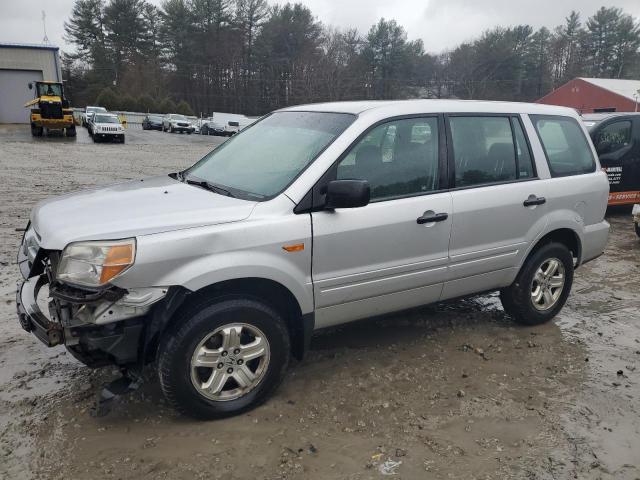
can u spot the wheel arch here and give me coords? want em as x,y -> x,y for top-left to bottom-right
156,277 -> 313,362
526,227 -> 582,267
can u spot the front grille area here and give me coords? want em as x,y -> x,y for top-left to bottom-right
40,102 -> 63,119
178,122 -> 190,127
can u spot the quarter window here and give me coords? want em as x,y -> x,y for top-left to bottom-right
337,117 -> 439,201
595,120 -> 632,154
449,116 -> 519,187
531,115 -> 596,177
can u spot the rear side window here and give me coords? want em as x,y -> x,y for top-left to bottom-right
531,115 -> 596,177
449,116 -> 521,187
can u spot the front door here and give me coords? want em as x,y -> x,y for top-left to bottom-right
311,116 -> 452,328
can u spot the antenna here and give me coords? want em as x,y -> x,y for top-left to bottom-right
42,11 -> 50,44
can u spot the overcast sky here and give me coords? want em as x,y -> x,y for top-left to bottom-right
2,0 -> 639,54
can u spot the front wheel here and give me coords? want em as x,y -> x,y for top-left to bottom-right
66,124 -> 76,137
157,297 -> 290,419
500,242 -> 574,325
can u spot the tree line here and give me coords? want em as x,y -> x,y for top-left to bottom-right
62,0 -> 640,116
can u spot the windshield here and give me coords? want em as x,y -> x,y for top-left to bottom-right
37,83 -> 62,97
172,114 -> 187,120
87,106 -> 107,113
149,116 -> 162,122
95,115 -> 119,124
185,111 -> 355,199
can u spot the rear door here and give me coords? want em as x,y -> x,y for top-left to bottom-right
311,116 -> 452,328
592,116 -> 640,205
443,114 -> 548,300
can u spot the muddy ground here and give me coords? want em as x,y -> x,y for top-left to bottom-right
0,125 -> 639,479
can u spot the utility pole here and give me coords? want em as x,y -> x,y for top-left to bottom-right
42,11 -> 50,44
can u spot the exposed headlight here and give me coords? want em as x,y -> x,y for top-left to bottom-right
57,239 -> 136,287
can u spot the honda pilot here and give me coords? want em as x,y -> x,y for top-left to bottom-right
16,100 -> 610,419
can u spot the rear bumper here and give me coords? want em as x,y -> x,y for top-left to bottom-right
581,220 -> 610,265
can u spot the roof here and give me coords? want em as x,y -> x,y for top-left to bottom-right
0,42 -> 59,51
579,78 -> 640,102
281,99 -> 577,116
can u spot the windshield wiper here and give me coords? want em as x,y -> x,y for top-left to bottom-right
184,176 -> 235,198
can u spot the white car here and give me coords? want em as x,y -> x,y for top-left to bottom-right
91,113 -> 125,143
82,106 -> 107,127
162,114 -> 192,134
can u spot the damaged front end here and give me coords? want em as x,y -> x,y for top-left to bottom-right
16,224 -> 184,369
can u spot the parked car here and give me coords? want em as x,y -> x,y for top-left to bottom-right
90,113 -> 125,143
82,106 -> 107,127
163,114 -> 192,134
142,115 -> 163,131
16,100 -> 609,419
583,112 -> 640,206
201,119 -> 225,136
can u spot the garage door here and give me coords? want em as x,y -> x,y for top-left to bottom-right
0,69 -> 43,123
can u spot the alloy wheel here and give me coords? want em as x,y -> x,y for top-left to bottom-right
530,257 -> 565,311
190,323 -> 270,401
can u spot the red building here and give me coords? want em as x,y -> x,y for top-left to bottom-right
537,77 -> 640,113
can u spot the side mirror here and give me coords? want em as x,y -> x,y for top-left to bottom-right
596,140 -> 612,154
325,179 -> 370,209
28,83 -> 33,90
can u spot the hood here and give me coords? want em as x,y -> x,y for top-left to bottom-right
32,176 -> 257,250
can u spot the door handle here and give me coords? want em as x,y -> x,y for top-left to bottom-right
417,212 -> 448,224
523,196 -> 546,207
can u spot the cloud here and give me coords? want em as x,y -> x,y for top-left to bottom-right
1,0 -> 639,54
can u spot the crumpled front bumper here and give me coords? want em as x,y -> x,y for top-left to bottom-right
16,275 -> 63,347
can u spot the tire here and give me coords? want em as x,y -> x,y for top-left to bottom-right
158,296 -> 290,420
121,136 -> 125,144
30,124 -> 43,136
170,125 -> 174,133
635,222 -> 640,238
66,124 -> 76,137
201,125 -> 209,135
92,135 -> 99,143
500,242 -> 574,326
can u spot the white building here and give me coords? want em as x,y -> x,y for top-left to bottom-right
0,43 -> 62,123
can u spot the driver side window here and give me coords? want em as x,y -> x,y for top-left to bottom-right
596,121 -> 632,154
336,117 -> 440,201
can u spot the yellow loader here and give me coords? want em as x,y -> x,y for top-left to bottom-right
25,81 -> 76,137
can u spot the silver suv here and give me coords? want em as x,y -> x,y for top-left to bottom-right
16,100 -> 609,418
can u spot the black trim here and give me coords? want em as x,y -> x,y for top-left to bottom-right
510,115 -> 538,178
295,113 -> 447,213
293,312 -> 315,360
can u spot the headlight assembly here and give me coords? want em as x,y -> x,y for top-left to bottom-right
57,239 -> 136,287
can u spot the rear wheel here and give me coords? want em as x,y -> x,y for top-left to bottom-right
500,242 -> 574,325
158,297 -> 290,419
66,124 -> 76,137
